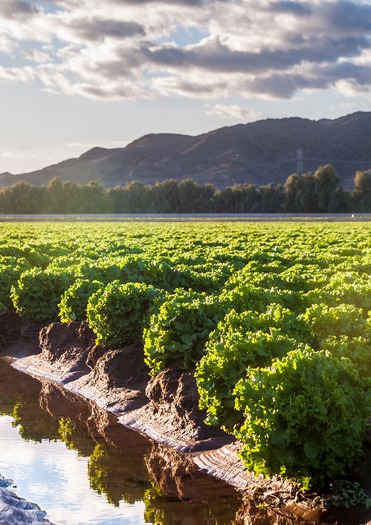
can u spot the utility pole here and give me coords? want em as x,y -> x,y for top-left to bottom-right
296,148 -> 304,175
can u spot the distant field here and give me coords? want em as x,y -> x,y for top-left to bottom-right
0,212 -> 371,222
1,220 -> 371,489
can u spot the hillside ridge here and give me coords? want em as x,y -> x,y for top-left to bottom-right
2,111 -> 371,189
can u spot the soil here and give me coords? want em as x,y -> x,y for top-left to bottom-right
1,310 -> 371,525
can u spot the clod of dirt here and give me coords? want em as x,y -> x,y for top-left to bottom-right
39,322 -> 95,370
145,368 -> 228,443
91,342 -> 150,390
0,309 -> 44,355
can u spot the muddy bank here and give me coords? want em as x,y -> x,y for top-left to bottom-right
1,311 -> 371,524
0,358 -> 243,524
4,316 -> 233,454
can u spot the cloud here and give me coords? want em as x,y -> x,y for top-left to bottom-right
269,1 -> 312,16
1,0 -> 371,102
0,65 -> 36,84
67,18 -> 145,42
107,0 -> 218,5
204,104 -> 263,121
0,0 -> 39,19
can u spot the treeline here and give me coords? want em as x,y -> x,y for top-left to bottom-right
0,164 -> 370,214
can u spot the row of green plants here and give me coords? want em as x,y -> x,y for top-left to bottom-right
1,221 -> 371,491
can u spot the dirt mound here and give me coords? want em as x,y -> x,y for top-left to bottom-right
146,368 -> 224,441
35,322 -> 225,446
91,342 -> 150,390
116,367 -> 232,451
0,309 -> 43,355
39,322 -> 95,370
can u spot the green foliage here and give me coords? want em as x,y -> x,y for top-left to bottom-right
88,445 -> 114,504
3,220 -> 371,492
170,263 -> 232,293
59,279 -> 104,322
10,267 -> 75,322
144,289 -> 226,373
0,262 -> 29,309
329,480 -> 371,509
58,417 -> 75,450
0,245 -> 49,268
143,482 -> 165,524
195,306 -> 311,431
320,335 -> 371,378
87,281 -> 162,347
234,349 -> 371,488
220,282 -> 306,315
220,283 -> 277,314
303,303 -> 367,346
323,271 -> 371,311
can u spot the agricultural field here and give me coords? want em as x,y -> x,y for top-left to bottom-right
1,221 -> 371,492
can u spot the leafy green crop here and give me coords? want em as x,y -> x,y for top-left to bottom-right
234,349 -> 371,488
2,220 -> 371,490
144,289 -> 226,373
196,305 -> 312,431
87,281 -> 163,347
11,267 -> 75,322
0,259 -> 30,309
321,335 -> 371,378
59,279 -> 104,322
324,271 -> 371,311
303,303 -> 367,346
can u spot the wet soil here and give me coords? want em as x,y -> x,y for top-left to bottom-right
1,310 -> 371,525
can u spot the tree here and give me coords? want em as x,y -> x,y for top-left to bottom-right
80,181 -> 109,213
284,172 -> 318,213
107,186 -> 126,213
314,164 -> 342,213
0,182 -> 44,213
177,179 -> 215,212
45,176 -> 66,213
353,170 -> 371,212
62,181 -> 83,213
255,184 -> 284,213
230,184 -> 258,213
124,181 -> 151,212
151,179 -> 181,213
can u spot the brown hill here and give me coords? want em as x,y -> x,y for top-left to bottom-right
2,112 -> 371,189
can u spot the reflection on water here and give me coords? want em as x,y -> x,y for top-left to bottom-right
0,360 -> 241,525
5,360 -> 367,525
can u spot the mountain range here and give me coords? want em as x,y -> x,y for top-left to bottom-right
2,111 -> 371,190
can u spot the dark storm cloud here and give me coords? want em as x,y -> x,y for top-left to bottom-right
70,18 -> 145,41
316,62 -> 371,87
0,0 -> 39,18
141,34 -> 370,74
247,74 -> 304,98
82,51 -> 142,78
320,0 -> 371,32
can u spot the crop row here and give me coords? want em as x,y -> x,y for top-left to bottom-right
1,221 -> 371,489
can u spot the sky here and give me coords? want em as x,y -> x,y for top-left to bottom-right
1,0 -> 371,174
0,416 -> 146,525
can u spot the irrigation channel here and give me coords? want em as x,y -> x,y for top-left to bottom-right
0,358 -> 244,525
1,358 -> 371,525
